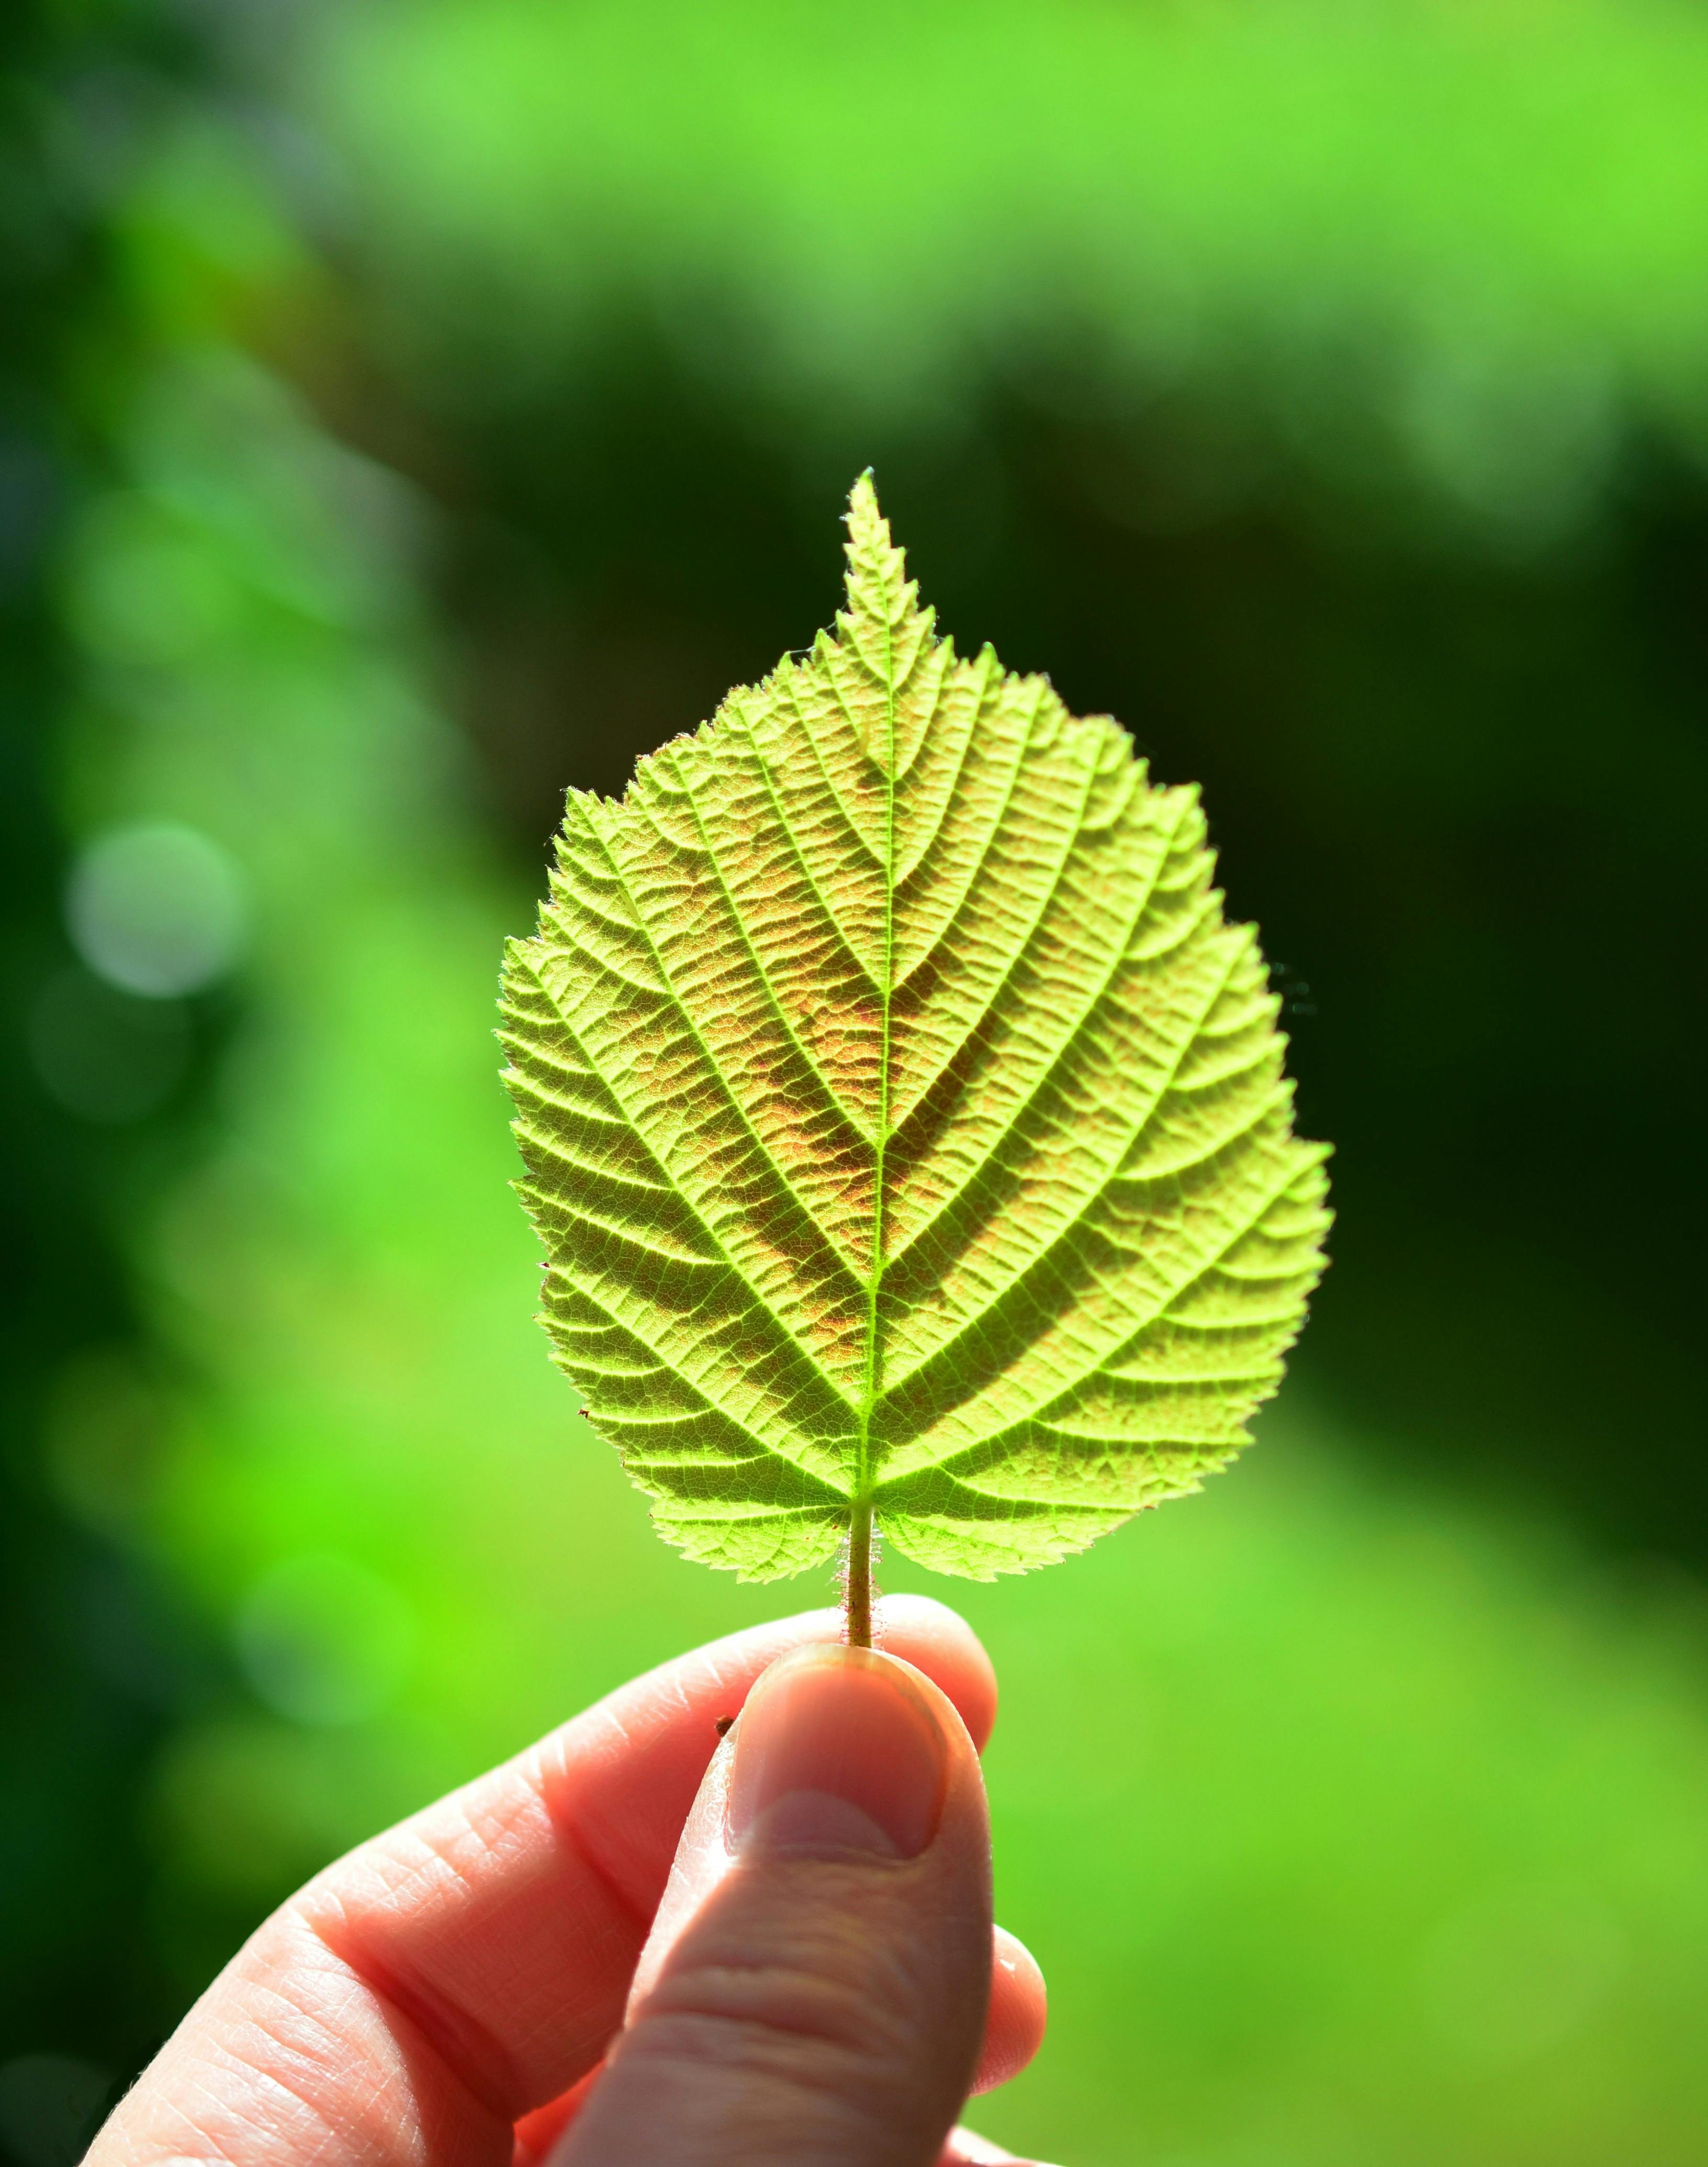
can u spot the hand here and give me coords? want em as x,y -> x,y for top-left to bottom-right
90,1598 -> 1054,2167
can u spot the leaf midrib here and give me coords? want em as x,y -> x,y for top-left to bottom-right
854,579 -> 902,1511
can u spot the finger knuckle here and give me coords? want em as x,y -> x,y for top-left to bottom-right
635,1928 -> 923,2106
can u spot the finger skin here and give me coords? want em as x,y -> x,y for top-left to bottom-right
526,2104 -> 1056,2167
972,1928 -> 1046,2095
513,1920 -> 1043,2167
88,1601 -> 996,2167
557,1647 -> 991,2167
513,2074 -> 597,2166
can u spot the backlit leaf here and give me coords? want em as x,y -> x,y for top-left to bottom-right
500,478 -> 1329,1582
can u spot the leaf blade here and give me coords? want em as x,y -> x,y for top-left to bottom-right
502,475 -> 1330,1580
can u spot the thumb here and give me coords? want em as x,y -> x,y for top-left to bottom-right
558,1643 -> 993,2167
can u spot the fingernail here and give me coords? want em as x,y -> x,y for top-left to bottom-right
728,1646 -> 948,1860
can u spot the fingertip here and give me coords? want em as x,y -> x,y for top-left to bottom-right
973,1925 -> 1048,2095
729,1645 -> 952,1861
873,1593 -> 998,1750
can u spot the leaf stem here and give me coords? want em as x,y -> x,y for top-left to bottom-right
845,1499 -> 875,1648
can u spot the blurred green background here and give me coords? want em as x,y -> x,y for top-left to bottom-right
4,3 -> 1707,2162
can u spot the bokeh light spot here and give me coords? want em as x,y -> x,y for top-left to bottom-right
66,822 -> 246,999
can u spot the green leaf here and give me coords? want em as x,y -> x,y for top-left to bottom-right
500,477 -> 1329,1583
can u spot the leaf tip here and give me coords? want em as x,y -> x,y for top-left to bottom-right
844,467 -> 889,555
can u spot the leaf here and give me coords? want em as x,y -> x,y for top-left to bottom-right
500,477 -> 1330,1583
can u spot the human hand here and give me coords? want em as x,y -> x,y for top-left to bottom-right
89,1598 -> 1054,2167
